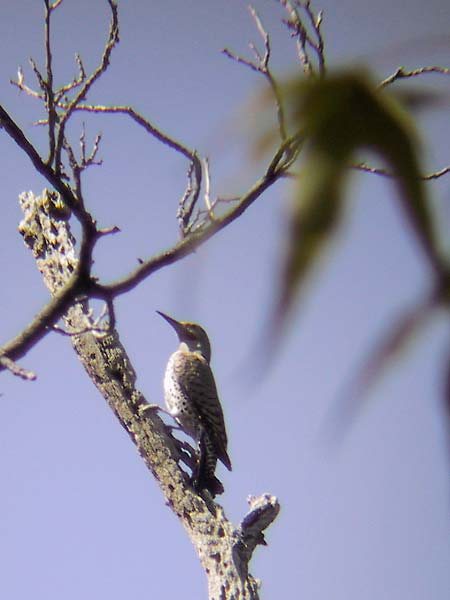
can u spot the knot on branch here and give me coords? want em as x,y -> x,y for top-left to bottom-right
232,494 -> 280,580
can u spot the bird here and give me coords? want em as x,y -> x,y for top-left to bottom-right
157,311 -> 231,496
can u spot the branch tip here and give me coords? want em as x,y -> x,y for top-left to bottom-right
0,356 -> 37,381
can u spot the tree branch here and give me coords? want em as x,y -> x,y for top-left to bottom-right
379,65 -> 450,88
223,6 -> 288,141
0,356 -> 36,381
92,164 -> 283,298
18,190 -> 280,600
53,0 -> 119,172
354,162 -> 450,181
277,0 -> 326,76
0,98 -> 292,371
0,104 -> 93,229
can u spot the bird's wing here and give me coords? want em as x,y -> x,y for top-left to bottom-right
174,351 -> 232,471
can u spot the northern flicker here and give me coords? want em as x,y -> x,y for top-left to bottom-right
157,311 -> 231,496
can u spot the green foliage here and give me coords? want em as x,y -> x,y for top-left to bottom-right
275,69 -> 444,319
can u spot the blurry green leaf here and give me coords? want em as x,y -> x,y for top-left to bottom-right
390,88 -> 446,112
328,292 -> 436,440
275,69 -> 443,321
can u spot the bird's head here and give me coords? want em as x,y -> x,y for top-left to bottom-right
157,311 -> 212,362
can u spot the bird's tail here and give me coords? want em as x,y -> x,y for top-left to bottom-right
193,431 -> 225,497
194,470 -> 225,497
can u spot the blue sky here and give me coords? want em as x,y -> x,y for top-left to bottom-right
0,1 -> 449,599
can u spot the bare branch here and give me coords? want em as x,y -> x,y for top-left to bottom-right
379,65 -> 450,88
354,162 -> 450,181
56,102 -> 205,234
0,104 -> 94,230
202,157 -> 215,219
223,7 -> 288,141
0,96 -> 291,367
97,225 -> 120,236
28,57 -> 47,93
177,158 -> 202,235
0,269 -> 79,372
44,0 -> 57,165
63,137 -> 83,197
54,54 -> 87,102
0,356 -> 36,381
11,52 -> 87,105
1,0 -> 301,375
54,0 -> 119,172
80,129 -> 103,168
222,47 -> 261,73
92,150 -> 291,299
10,69 -> 45,99
60,103 -> 199,162
0,104 -> 100,310
0,190 -> 86,374
232,494 -> 280,581
278,0 -> 326,76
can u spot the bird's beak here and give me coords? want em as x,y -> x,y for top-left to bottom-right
156,311 -> 185,336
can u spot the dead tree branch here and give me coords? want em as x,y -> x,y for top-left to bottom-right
277,0 -> 326,76
0,92 -> 294,373
223,6 -> 288,141
0,356 -> 36,381
354,162 -> 450,181
53,0 -> 119,173
18,189 -> 280,600
354,63 -> 450,180
379,65 -> 450,88
1,0 -> 300,381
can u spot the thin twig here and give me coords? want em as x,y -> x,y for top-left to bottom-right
248,6 -> 270,69
54,0 -> 119,173
62,137 -> 83,199
28,57 -> 47,94
81,130 -> 103,168
54,54 -> 86,102
223,6 -> 288,141
10,72 -> 45,99
97,225 -> 121,236
202,158 -> 215,219
59,104 -> 199,162
63,102 -> 204,234
12,54 -> 87,104
62,126 -> 102,194
379,66 -> 450,88
0,356 -> 36,381
278,0 -> 326,76
222,48 -> 261,73
177,160 -> 198,235
44,0 -> 57,165
354,162 -> 450,181
91,147 -> 292,299
303,2 -> 325,73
